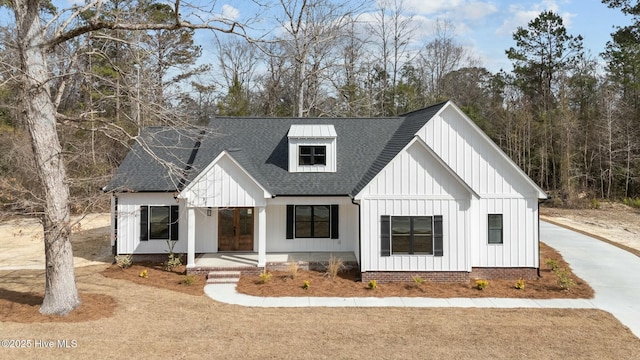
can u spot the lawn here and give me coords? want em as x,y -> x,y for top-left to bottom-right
1,260 -> 639,358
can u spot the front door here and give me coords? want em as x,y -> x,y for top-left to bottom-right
218,208 -> 254,251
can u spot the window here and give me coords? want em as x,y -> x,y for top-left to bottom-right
391,216 -> 433,254
381,215 -> 443,256
488,214 -> 503,244
299,146 -> 326,165
140,205 -> 179,241
286,205 -> 339,239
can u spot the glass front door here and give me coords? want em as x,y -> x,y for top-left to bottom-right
218,208 -> 254,251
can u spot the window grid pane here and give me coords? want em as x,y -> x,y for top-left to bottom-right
488,214 -> 503,244
391,216 -> 433,254
149,206 -> 170,239
295,205 -> 331,238
298,146 -> 327,165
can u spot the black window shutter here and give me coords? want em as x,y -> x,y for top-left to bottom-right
286,205 -> 294,239
140,206 -> 149,241
170,205 -> 179,241
330,204 -> 339,239
433,215 -> 443,256
380,215 -> 390,256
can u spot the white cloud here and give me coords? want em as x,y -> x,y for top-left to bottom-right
403,0 -> 497,20
221,4 -> 240,20
461,1 -> 498,20
495,1 -> 575,37
404,0 -> 465,14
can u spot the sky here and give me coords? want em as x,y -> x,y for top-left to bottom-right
49,0 -> 634,78
202,0 -> 634,73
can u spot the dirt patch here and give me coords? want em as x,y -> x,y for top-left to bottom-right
541,202 -> 640,255
0,292 -> 115,323
0,213 -> 111,270
237,243 -> 594,299
101,263 -> 207,296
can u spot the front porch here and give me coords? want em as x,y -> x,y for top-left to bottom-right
188,251 -> 358,275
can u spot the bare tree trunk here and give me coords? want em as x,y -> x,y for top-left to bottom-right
14,0 -> 80,315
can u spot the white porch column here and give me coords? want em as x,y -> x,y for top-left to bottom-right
258,206 -> 267,267
187,207 -> 196,268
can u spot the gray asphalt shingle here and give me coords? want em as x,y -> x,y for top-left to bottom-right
104,102 -> 448,197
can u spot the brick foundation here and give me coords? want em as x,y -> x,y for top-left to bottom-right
470,267 -> 538,280
361,267 -> 539,284
187,266 -> 263,276
361,271 -> 469,283
187,260 -> 359,276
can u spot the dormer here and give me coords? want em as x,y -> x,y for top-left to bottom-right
288,124 -> 337,173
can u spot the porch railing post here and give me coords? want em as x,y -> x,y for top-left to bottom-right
258,206 -> 266,267
187,207 -> 195,268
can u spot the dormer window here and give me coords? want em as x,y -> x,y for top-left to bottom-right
299,146 -> 326,165
288,124 -> 336,173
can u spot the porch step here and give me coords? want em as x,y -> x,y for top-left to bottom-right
206,271 -> 241,284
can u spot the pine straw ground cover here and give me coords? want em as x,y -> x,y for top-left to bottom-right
237,242 -> 594,299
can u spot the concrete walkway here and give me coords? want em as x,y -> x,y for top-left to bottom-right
205,221 -> 640,338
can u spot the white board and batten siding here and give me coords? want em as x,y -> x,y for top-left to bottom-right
115,192 -> 188,254
180,151 -> 270,208
416,103 -> 544,269
265,197 -> 359,255
357,140 -> 473,272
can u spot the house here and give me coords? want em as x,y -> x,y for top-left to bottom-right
104,101 -> 547,282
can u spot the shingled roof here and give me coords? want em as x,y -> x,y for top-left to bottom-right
104,101 -> 449,197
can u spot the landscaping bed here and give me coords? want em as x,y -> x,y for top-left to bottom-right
236,242 -> 593,299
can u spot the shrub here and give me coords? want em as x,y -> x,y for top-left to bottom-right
475,279 -> 488,290
556,269 -> 575,290
180,274 -> 196,286
545,258 -> 559,272
258,270 -> 272,284
302,280 -> 310,290
287,262 -> 299,279
412,276 -> 425,287
590,198 -> 601,209
165,240 -> 182,271
514,278 -> 525,290
367,280 -> 378,289
325,255 -> 345,278
139,269 -> 148,278
165,253 -> 182,271
623,197 -> 640,208
115,254 -> 133,269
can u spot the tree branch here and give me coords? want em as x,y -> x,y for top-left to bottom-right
48,18 -> 244,49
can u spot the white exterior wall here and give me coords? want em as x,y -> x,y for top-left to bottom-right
358,141 -> 472,272
416,104 -> 540,269
265,197 -> 359,255
194,207 -> 217,252
181,154 -> 267,208
471,197 -> 539,268
115,192 -> 187,254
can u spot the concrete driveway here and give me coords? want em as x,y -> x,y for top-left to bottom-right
541,221 -> 640,338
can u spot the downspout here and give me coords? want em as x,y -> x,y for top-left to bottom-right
538,196 -> 550,278
351,196 -> 362,281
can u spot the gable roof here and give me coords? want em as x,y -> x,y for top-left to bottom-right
104,101 -> 453,196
